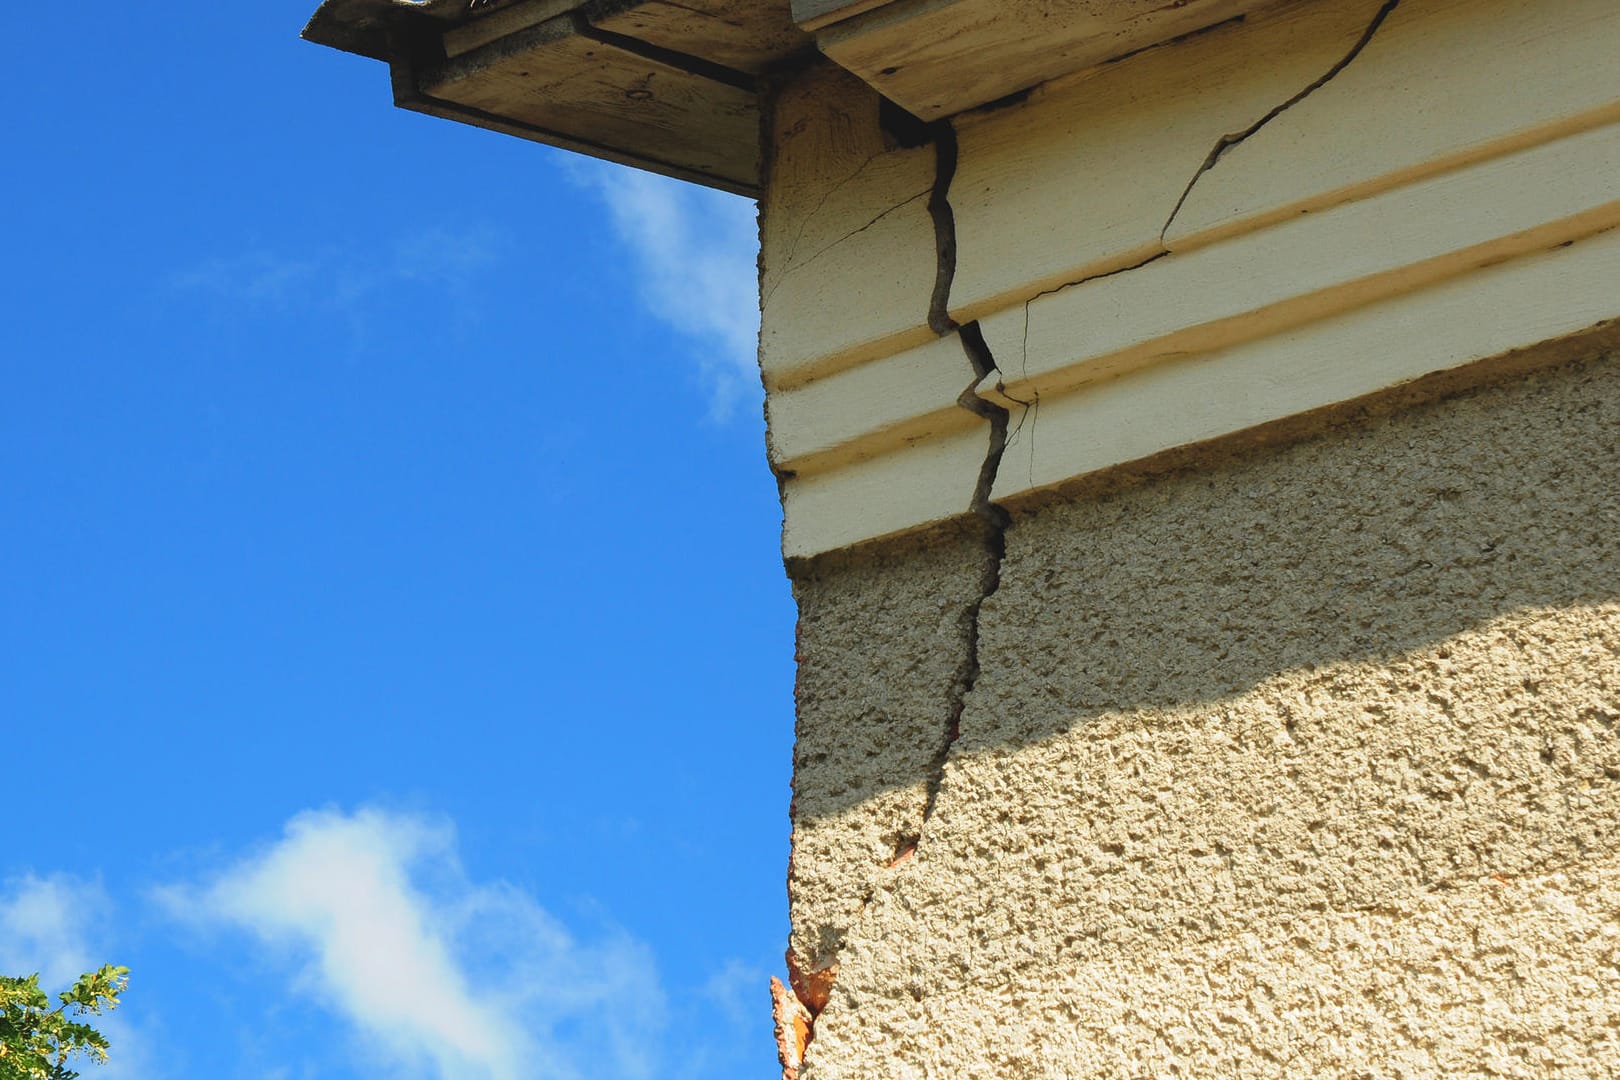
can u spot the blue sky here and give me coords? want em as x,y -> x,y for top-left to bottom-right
1,4 -> 792,1078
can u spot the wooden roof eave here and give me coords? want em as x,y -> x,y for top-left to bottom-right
303,0 -> 818,196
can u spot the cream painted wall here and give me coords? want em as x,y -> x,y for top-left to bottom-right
761,0 -> 1620,559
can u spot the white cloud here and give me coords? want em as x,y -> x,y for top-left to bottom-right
0,873 -> 107,988
158,808 -> 665,1080
701,958 -> 767,1029
577,163 -> 762,420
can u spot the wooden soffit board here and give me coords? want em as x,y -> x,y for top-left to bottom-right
303,0 -> 815,195
794,0 -> 1272,120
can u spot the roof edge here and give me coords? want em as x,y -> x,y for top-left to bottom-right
302,0 -> 459,61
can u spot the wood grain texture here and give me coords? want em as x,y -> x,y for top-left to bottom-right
418,12 -> 761,191
591,0 -> 812,73
444,0 -> 580,57
449,0 -> 810,70
815,0 -> 1259,120
790,0 -> 902,33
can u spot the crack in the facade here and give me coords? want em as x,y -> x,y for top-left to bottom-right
1161,0 -> 1402,240
1005,249 -> 1170,476
764,148 -> 887,310
922,320 -> 1012,825
920,117 -> 1012,834
785,119 -> 1013,1079
767,188 -> 933,302
926,121 -> 962,336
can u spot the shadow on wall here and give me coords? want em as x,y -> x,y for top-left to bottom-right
796,341 -> 1620,824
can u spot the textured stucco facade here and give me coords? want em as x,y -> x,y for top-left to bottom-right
789,347 -> 1620,1077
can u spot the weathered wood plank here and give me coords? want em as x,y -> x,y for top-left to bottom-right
814,0 -> 1259,121
790,0 -> 899,33
444,0 -> 580,57
316,0 -> 800,193
451,0 -> 810,73
415,12 -> 761,192
591,0 -> 812,74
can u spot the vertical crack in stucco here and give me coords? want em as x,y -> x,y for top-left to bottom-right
783,116 -> 1014,1080
920,118 -> 1012,833
1160,0 -> 1402,240
923,320 -> 1011,828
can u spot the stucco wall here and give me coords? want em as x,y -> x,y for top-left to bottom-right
789,351 -> 1620,1077
787,520 -> 997,989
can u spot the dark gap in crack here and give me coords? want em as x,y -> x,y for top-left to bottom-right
1101,13 -> 1248,71
927,120 -> 962,335
958,322 -> 1014,533
920,320 -> 1012,828
773,189 -> 933,292
914,115 -> 1009,836
1160,0 -> 1402,240
761,150 -> 887,312
879,94 -> 934,149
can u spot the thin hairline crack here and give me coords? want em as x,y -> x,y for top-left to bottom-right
1161,0 -> 1403,240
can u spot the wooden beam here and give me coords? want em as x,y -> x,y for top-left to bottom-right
808,0 -> 1262,121
407,10 -> 762,193
589,0 -> 812,74
307,0 -> 803,193
789,0 -> 901,33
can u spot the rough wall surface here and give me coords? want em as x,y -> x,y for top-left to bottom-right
788,520 -> 997,986
793,353 -> 1620,1077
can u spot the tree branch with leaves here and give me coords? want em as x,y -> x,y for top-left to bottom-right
0,966 -> 128,1080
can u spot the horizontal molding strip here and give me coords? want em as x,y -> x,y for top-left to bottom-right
949,0 -> 1620,327
769,119 -> 1620,493
767,0 -> 1620,558
987,225 -> 1620,506
768,333 -> 976,477
782,216 -> 1620,558
978,120 -> 1620,412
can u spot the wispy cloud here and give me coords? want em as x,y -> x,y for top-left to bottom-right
0,874 -> 157,1080
170,226 -> 502,330
0,873 -> 107,988
158,808 -> 665,1080
577,163 -> 761,420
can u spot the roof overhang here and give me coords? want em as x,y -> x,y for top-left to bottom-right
303,0 -> 814,194
303,0 -> 1279,193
